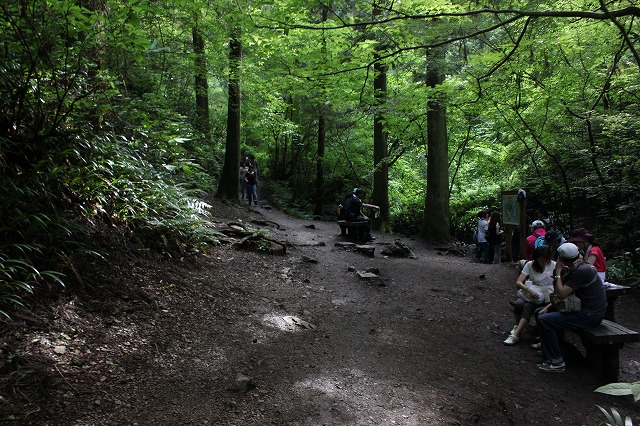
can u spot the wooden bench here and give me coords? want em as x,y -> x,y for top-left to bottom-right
337,220 -> 368,242
578,319 -> 639,382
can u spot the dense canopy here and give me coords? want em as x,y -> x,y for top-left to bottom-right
2,0 -> 640,314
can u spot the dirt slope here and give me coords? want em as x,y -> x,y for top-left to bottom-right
1,199 -> 639,425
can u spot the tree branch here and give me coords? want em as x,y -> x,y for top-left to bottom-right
254,7 -> 640,31
598,1 -> 640,72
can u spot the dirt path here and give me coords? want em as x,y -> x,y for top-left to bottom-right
2,200 -> 639,425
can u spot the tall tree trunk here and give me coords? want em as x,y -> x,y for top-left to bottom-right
193,26 -> 211,140
420,49 -> 450,242
314,6 -> 329,217
372,57 -> 389,230
216,28 -> 242,200
314,112 -> 326,216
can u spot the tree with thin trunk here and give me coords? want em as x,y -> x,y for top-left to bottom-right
193,26 -> 211,140
216,27 -> 242,200
314,5 -> 329,217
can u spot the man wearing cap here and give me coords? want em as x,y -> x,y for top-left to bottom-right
525,220 -> 546,261
536,242 -> 607,372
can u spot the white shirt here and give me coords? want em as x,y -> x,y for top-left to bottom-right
522,260 -> 555,288
477,218 -> 489,243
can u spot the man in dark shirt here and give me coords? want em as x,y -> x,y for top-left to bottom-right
536,242 -> 607,372
342,188 -> 379,242
244,166 -> 258,206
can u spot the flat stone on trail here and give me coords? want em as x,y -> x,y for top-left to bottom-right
334,242 -> 375,257
334,242 -> 356,248
354,245 -> 375,257
356,270 -> 384,286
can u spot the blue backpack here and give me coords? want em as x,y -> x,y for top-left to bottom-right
534,234 -> 548,249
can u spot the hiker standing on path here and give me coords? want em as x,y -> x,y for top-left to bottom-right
245,166 -> 258,206
239,160 -> 249,201
475,211 -> 490,263
487,210 -> 504,264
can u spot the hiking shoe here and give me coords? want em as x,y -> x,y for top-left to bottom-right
503,334 -> 519,345
536,361 -> 565,372
530,342 -> 541,350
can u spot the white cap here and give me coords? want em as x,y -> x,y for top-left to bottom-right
557,243 -> 580,259
531,220 -> 545,229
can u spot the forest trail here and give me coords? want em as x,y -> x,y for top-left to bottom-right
1,199 -> 639,425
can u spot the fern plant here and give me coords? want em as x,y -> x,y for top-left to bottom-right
0,245 -> 65,318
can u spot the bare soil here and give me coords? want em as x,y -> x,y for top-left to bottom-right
1,199 -> 639,425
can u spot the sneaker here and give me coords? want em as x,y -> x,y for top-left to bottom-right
503,334 -> 519,345
536,361 -> 566,372
510,325 -> 517,335
530,342 -> 541,350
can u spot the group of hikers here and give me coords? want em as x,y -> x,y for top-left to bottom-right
333,191 -> 607,373
476,210 -> 609,373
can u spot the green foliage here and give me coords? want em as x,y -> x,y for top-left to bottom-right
0,0 -> 225,314
5,0 -> 640,315
606,254 -> 640,286
595,381 -> 640,402
594,380 -> 639,425
0,244 -> 65,318
596,406 -> 634,426
265,180 -> 313,219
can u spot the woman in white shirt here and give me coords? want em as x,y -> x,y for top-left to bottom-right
504,246 -> 555,345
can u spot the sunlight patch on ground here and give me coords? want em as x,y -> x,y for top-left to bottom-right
290,372 -> 450,425
261,313 -> 306,333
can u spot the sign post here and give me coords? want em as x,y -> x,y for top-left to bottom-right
501,190 -> 526,262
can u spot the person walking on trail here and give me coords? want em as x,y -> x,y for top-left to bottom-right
475,211 -> 490,263
248,154 -> 259,178
535,243 -> 607,373
486,210 -> 504,264
239,160 -> 249,201
342,188 -> 379,243
244,166 -> 258,206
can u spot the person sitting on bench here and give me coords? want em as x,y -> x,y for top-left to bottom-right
535,242 -> 607,373
342,188 -> 379,242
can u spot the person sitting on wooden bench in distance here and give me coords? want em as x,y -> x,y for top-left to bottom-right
342,188 -> 379,243
535,242 -> 607,373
